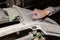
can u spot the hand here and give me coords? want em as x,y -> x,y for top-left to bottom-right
33,37 -> 39,40
30,9 -> 50,19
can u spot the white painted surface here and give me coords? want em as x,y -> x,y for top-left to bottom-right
0,5 -> 60,38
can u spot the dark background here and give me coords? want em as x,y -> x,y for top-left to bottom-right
0,0 -> 60,9
21,0 -> 60,9
0,0 -> 7,8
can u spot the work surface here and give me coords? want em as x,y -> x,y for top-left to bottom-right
0,5 -> 60,39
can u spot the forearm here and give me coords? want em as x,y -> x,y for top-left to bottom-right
46,6 -> 60,16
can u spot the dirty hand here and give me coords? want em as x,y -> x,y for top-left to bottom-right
30,9 -> 50,19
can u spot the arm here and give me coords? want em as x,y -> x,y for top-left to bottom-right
30,6 -> 60,19
46,6 -> 60,16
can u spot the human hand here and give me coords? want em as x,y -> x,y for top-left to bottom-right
30,9 -> 50,19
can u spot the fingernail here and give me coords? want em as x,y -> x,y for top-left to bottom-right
29,13 -> 35,17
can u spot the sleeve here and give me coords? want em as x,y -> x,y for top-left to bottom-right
46,6 -> 60,16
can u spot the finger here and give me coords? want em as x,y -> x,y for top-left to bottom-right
29,13 -> 36,17
31,14 -> 44,19
30,11 -> 38,17
34,9 -> 42,13
31,15 -> 40,19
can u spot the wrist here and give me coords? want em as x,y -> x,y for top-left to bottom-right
44,9 -> 51,15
